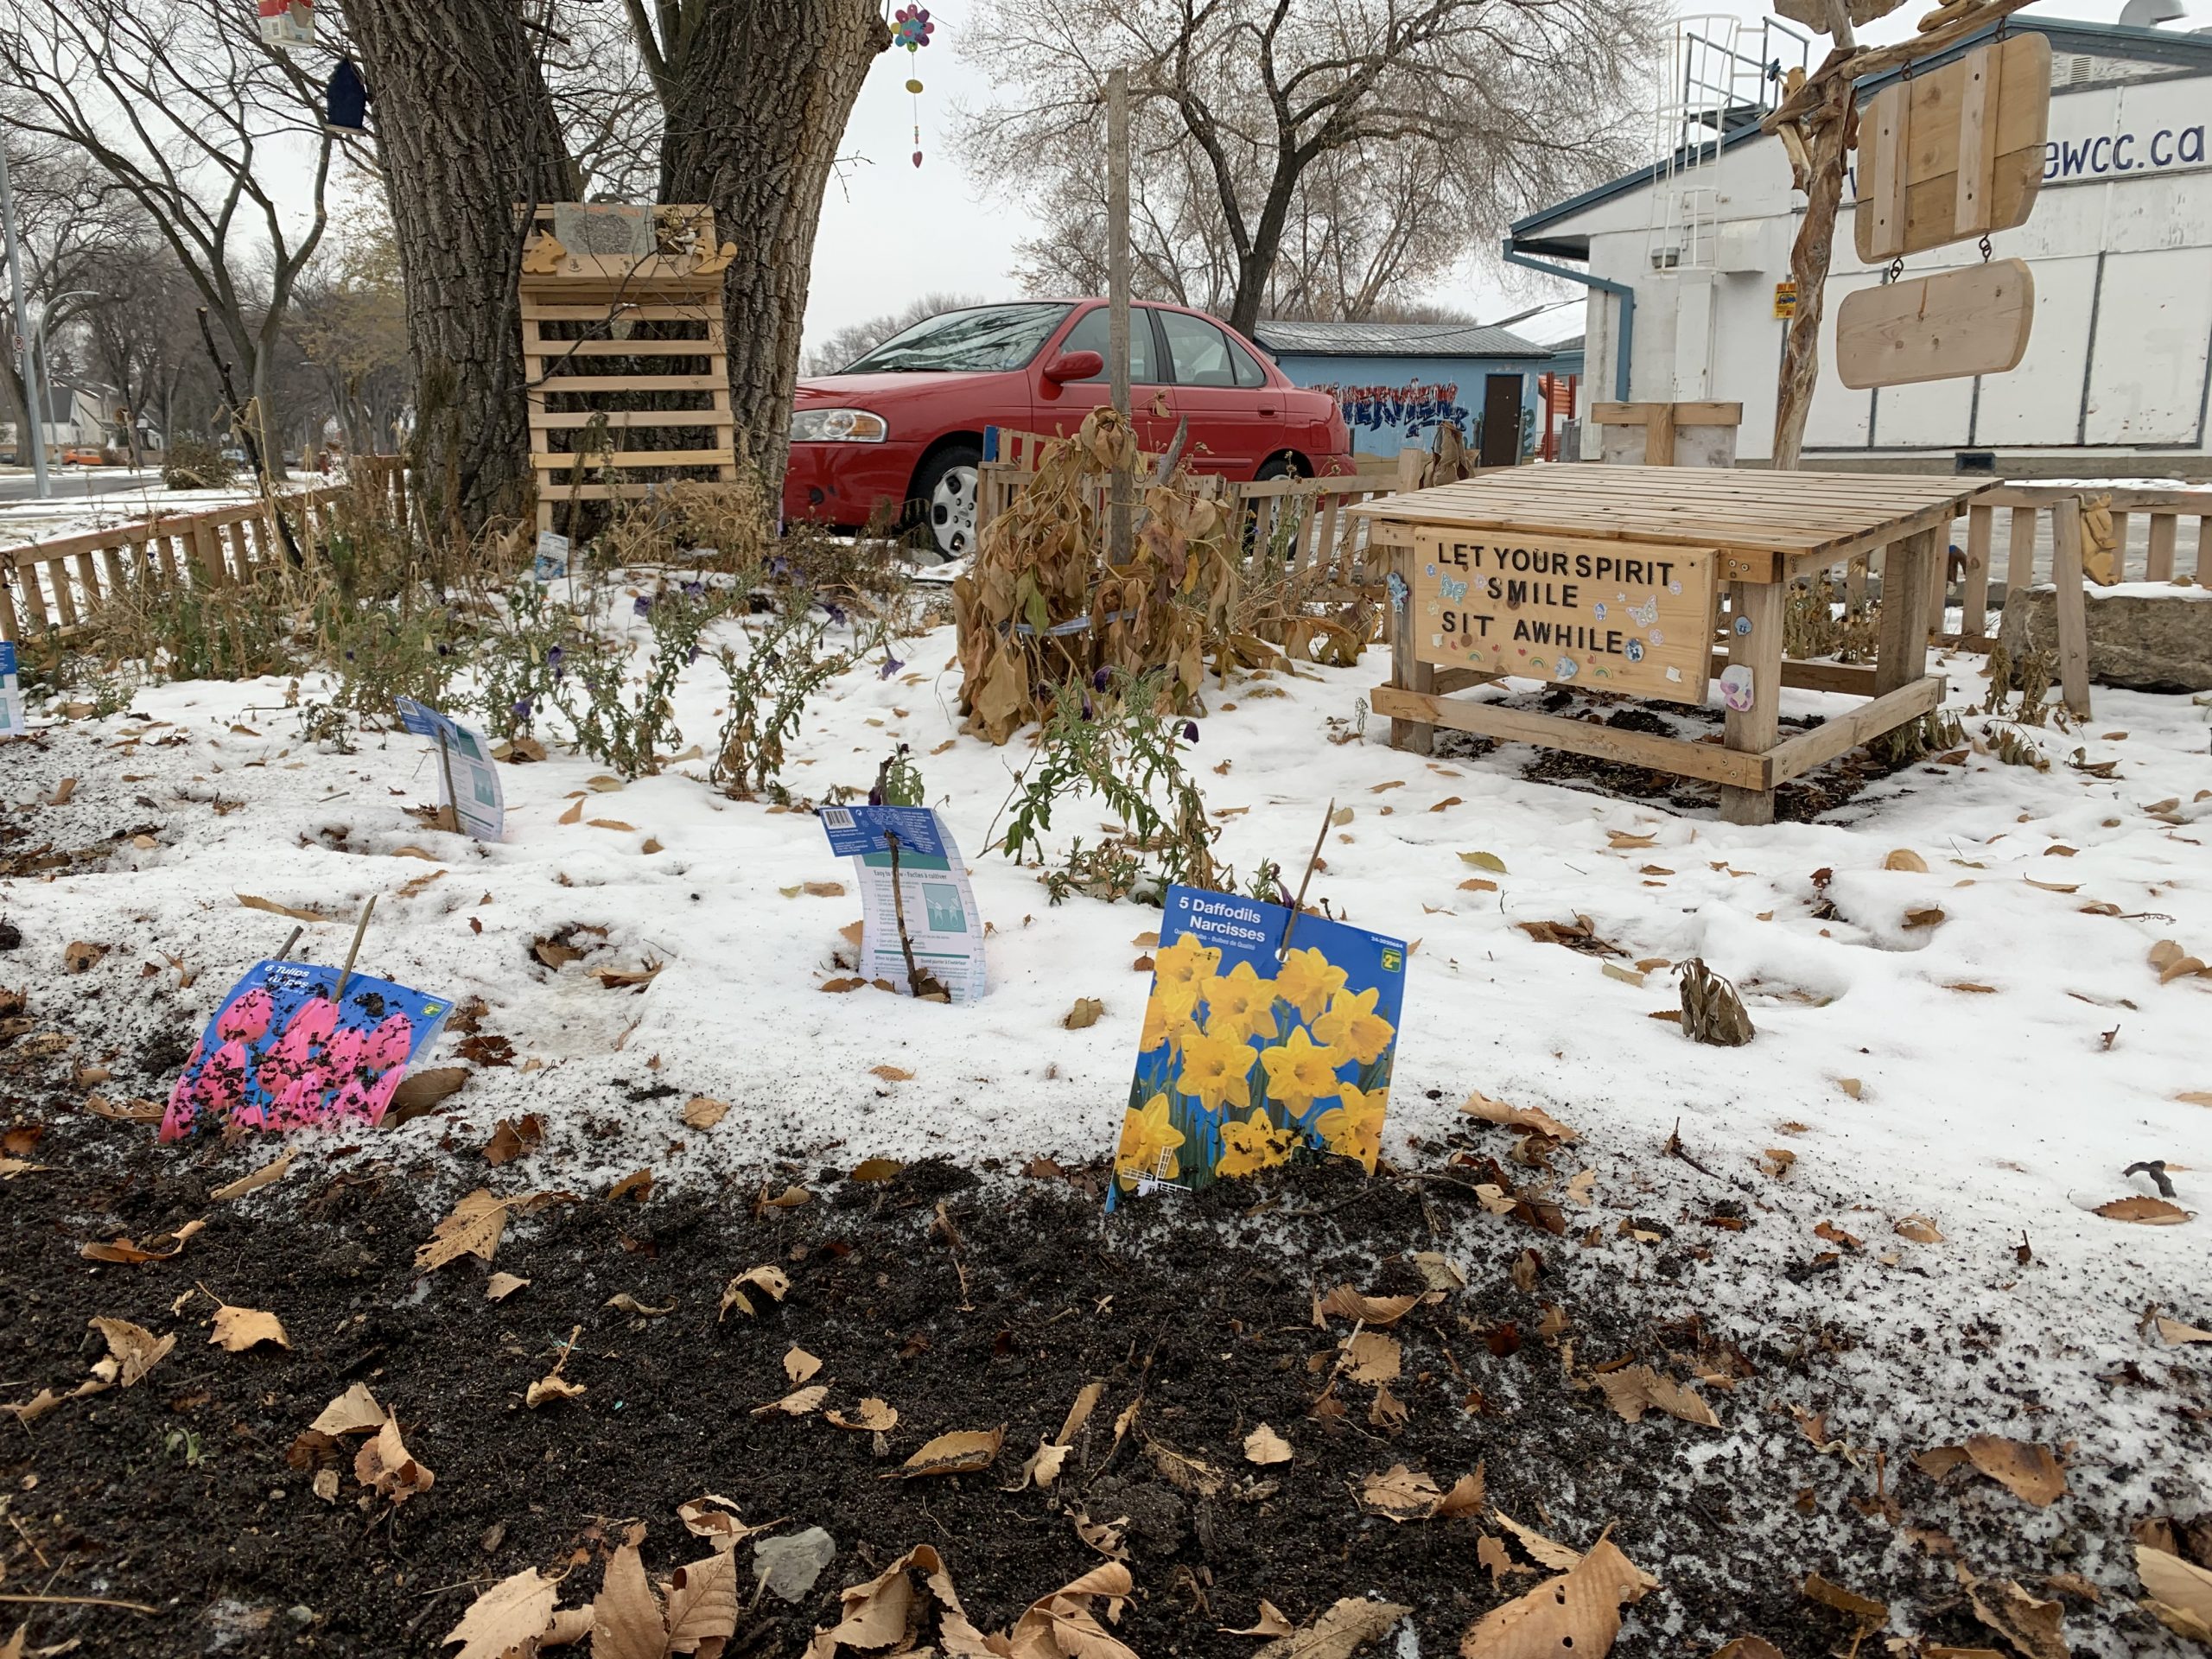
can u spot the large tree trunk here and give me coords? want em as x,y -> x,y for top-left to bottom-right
1771,79 -> 1854,472
342,0 -> 575,533
657,2 -> 887,491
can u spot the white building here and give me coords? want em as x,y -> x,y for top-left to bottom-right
1507,15 -> 2212,475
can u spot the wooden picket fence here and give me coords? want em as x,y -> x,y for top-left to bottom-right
0,456 -> 410,646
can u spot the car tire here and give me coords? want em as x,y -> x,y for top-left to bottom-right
1255,453 -> 1308,483
912,443 -> 982,562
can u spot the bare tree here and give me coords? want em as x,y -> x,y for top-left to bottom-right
287,178 -> 410,460
77,240 -> 205,467
804,291 -> 990,377
963,0 -> 1662,334
627,0 -> 889,484
0,0 -> 334,474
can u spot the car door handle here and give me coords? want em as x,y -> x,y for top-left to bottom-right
1258,404 -> 1278,416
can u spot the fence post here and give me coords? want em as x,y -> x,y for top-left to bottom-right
2050,497 -> 2093,718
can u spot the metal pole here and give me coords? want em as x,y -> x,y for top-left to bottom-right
1106,67 -> 1133,564
0,132 -> 51,501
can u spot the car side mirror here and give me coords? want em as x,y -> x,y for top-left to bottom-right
1041,350 -> 1103,385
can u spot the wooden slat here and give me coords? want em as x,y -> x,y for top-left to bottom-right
74,550 -> 103,613
1765,675 -> 1947,785
1718,579 -> 1785,824
1875,529 -> 1938,696
1865,80 -> 1910,259
1955,35 -> 1999,237
1591,401 -> 1741,427
2198,515 -> 2211,584
530,410 -> 734,430
44,558 -> 79,628
532,448 -> 736,469
2107,510 -> 2130,582
1961,503 -> 1994,644
2005,505 -> 2037,590
1980,485 -> 2212,510
1370,683 -> 1770,790
2145,512 -> 2177,582
521,301 -> 721,322
527,374 -> 725,393
2049,499 -> 2093,715
527,337 -> 720,359
12,563 -> 51,631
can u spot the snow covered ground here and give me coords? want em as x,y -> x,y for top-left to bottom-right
0,477 -> 259,550
5,610 -> 2210,1647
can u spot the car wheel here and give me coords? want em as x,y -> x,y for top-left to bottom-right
913,444 -> 982,562
1255,453 -> 1308,483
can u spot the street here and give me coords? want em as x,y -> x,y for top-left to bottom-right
0,466 -> 165,504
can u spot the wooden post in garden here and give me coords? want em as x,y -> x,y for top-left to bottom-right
1106,67 -> 1133,564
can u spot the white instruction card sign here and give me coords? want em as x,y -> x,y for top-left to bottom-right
393,696 -> 506,841
0,643 -> 23,735
818,805 -> 988,1003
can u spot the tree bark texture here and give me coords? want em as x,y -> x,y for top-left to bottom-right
341,0 -> 575,533
657,0 -> 887,489
1770,79 -> 1854,472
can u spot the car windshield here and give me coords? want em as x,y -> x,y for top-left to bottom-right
841,303 -> 1073,373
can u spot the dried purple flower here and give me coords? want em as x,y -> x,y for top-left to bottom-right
1181,721 -> 1199,743
1091,666 -> 1111,691
633,595 -> 652,617
878,656 -> 905,680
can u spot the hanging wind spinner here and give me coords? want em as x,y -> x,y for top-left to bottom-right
892,5 -> 936,167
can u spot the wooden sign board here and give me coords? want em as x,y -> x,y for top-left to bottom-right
1835,257 -> 2034,389
1413,530 -> 1716,705
1856,34 -> 2050,263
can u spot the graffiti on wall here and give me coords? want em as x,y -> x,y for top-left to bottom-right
1316,380 -> 1471,438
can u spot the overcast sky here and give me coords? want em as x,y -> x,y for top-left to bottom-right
801,0 -> 2160,355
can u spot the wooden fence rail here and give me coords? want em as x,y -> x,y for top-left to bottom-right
1,456 -> 408,646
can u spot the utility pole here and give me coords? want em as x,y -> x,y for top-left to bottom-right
1106,67 -> 1132,564
0,129 -> 52,500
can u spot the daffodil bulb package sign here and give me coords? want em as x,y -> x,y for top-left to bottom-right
818,805 -> 988,1003
1109,885 -> 1406,1210
393,696 -> 505,841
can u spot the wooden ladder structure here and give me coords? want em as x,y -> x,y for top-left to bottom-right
520,204 -> 740,536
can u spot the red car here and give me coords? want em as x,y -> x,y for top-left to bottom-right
784,299 -> 1354,559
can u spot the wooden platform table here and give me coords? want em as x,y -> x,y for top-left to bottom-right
1347,466 -> 1993,824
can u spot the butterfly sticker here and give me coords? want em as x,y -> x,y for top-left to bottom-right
1625,596 -> 1659,628
1554,655 -> 1580,681
1440,575 -> 1468,602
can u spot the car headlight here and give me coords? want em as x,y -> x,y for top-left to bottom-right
789,408 -> 887,442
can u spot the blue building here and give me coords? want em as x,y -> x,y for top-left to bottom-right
1247,319 -> 1556,466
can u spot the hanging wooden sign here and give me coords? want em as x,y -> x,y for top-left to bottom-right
1413,530 -> 1716,704
1855,34 -> 2050,263
1834,257 -> 2035,388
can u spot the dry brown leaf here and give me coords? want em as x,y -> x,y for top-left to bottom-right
890,1426 -> 1003,1478
1411,1252 -> 1467,1290
88,1315 -> 174,1387
663,1549 -> 739,1654
238,893 -> 333,923
607,1168 -> 654,1204
526,1375 -> 588,1408
593,1534 -> 666,1659
785,1345 -> 824,1383
1250,1597 -> 1413,1659
719,1264 -> 791,1320
311,1382 -> 386,1436
1904,906 -> 1948,930
1884,849 -> 1929,872
1224,1600 -> 1296,1638
683,1095 -> 730,1129
416,1189 -> 523,1272
1958,1568 -> 2067,1659
355,1418 -> 435,1504
752,1383 -> 828,1418
586,819 -> 636,833
442,1567 -> 560,1659
1895,1214 -> 1945,1243
81,1217 -> 205,1264
803,1544 -> 990,1659
1595,1364 -> 1720,1428
2155,1316 -> 2212,1344
2095,1196 -> 2191,1225
1459,1090 -> 1577,1142
1062,997 -> 1105,1030
849,1157 -> 903,1181
1460,1537 -> 1649,1657
825,1397 -> 899,1433
208,1302 -> 289,1352
211,1150 -> 293,1202
1606,830 -> 1657,849
1319,1286 -> 1422,1326
486,1273 -> 530,1302
1711,1642 -> 1786,1659
1955,1435 -> 2067,1506
677,1494 -> 776,1554
558,798 -> 583,825
803,880 -> 847,897
1836,1077 -> 1864,1101
1145,1440 -> 1229,1497
1346,1329 -> 1402,1384
1244,1423 -> 1293,1465
868,1065 -> 914,1082
1357,1464 -> 1483,1522
483,1114 -> 544,1166
2138,1544 -> 2212,1639
1802,1573 -> 1887,1626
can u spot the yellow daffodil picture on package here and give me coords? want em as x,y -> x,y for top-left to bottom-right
1107,884 -> 1408,1209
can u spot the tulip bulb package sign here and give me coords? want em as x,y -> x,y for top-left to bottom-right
0,642 -> 23,735
818,804 -> 987,1003
160,961 -> 454,1141
1109,885 -> 1406,1210
1414,529 -> 1715,705
394,697 -> 505,841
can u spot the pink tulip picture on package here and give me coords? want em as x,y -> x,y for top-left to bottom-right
159,959 -> 454,1141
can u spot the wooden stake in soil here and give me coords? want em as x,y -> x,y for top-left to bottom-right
334,895 -> 377,1001
434,728 -> 461,835
880,833 -> 948,1002
1274,799 -> 1336,962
